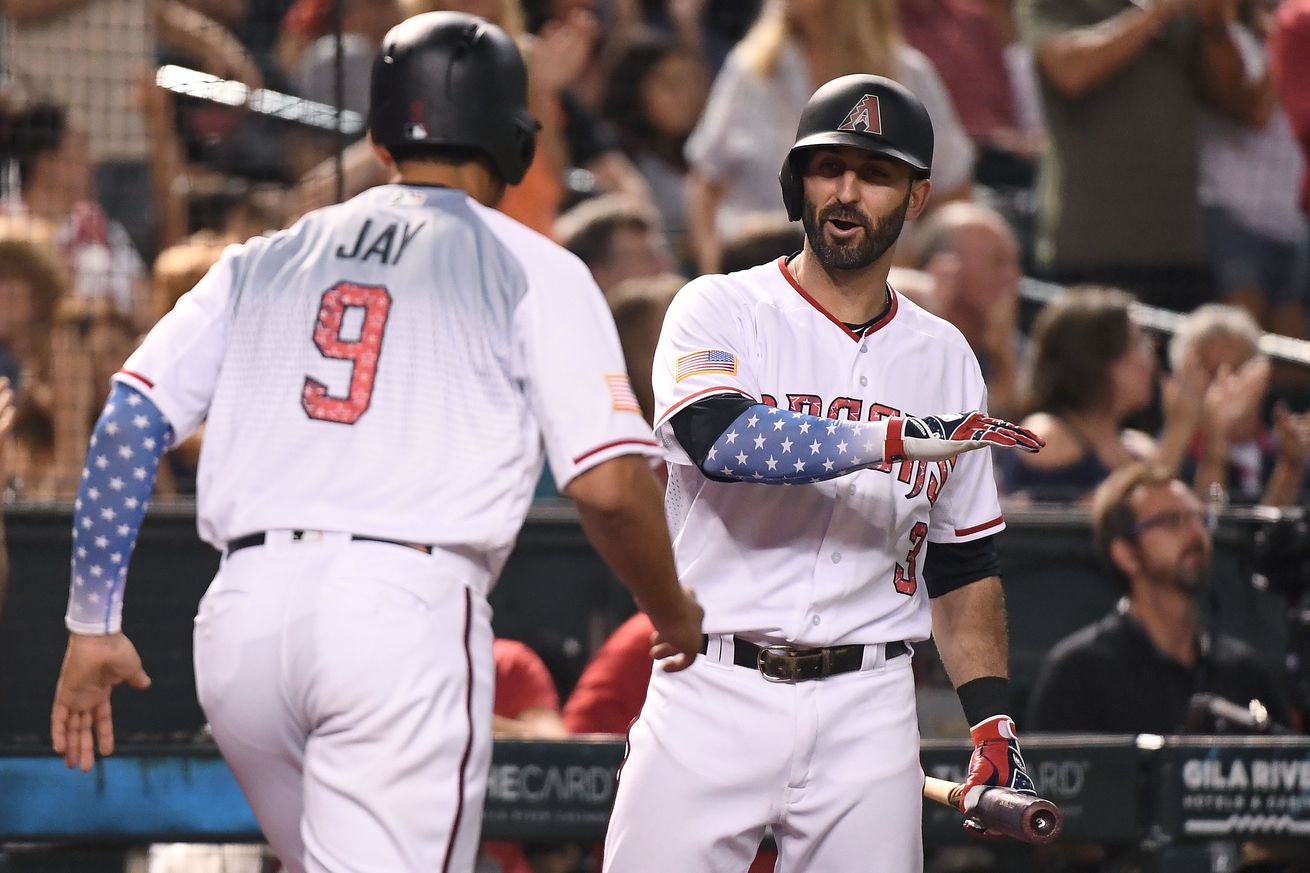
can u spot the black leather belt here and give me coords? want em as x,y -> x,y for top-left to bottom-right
225,531 -> 434,557
699,635 -> 909,683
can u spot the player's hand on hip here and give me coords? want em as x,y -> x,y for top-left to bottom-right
51,633 -> 152,772
648,587 -> 704,673
898,411 -> 1044,462
959,715 -> 1037,837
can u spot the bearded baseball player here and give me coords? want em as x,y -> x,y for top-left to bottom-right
48,12 -> 702,873
602,75 -> 1043,872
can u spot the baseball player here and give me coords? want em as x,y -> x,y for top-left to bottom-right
48,13 -> 702,873
602,75 -> 1042,872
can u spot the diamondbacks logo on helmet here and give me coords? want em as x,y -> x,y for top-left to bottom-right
837,95 -> 882,135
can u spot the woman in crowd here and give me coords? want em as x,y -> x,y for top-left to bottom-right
0,104 -> 150,330
0,225 -> 73,499
1005,286 -> 1181,502
603,35 -> 710,263
683,0 -> 974,273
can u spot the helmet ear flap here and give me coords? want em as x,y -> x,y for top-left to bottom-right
502,115 -> 537,185
779,154 -> 804,222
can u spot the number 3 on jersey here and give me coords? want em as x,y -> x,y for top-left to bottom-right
302,282 -> 392,425
892,522 -> 928,596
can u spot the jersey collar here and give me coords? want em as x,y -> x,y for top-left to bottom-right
776,257 -> 898,343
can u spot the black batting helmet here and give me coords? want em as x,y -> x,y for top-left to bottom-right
779,75 -> 934,221
368,12 -> 539,185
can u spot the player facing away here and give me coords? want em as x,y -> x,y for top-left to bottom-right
602,75 -> 1044,873
49,12 -> 703,873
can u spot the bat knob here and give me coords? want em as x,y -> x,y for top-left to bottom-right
1022,799 -> 1064,844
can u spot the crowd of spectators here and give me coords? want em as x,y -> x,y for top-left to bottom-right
2,3 -> 1308,870
3,0 -> 1307,510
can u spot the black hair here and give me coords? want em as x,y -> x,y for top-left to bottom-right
602,35 -> 692,167
0,103 -> 68,187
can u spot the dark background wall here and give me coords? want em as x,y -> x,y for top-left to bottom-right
0,502 -> 1287,748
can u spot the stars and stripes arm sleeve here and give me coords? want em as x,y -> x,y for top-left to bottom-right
674,398 -> 894,484
65,382 -> 172,635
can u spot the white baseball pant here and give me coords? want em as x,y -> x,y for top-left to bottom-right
193,532 -> 495,873
604,635 -> 923,873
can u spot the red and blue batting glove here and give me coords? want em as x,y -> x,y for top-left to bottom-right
959,715 -> 1036,837
894,411 -> 1044,462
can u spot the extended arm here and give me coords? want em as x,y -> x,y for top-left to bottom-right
670,395 -> 1042,484
1196,0 -> 1275,124
1035,2 -> 1181,99
566,455 -> 703,670
52,381 -> 170,771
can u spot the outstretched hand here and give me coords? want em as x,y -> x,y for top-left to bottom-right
51,633 -> 152,772
895,411 -> 1045,463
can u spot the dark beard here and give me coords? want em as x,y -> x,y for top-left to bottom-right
801,187 -> 912,272
1173,544 -> 1212,593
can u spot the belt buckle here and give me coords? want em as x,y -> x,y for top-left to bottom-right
757,644 -> 800,683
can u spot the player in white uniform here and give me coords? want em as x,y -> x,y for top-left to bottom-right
49,13 -> 702,873
603,76 -> 1043,872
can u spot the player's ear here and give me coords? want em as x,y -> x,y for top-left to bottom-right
369,133 -> 397,173
905,177 -> 932,222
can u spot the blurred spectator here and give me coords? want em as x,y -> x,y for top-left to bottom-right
0,220 -> 61,394
1026,464 -> 1289,733
684,0 -> 975,273
1168,304 -> 1310,506
272,0 -> 402,181
1005,287 -> 1190,502
0,376 -> 13,617
3,0 -> 263,259
491,637 -> 568,739
516,1 -> 654,218
562,611 -> 654,734
152,235 -> 229,322
910,202 -> 1023,419
556,194 -> 675,297
46,296 -> 139,497
718,212 -> 804,274
0,102 -> 150,327
977,0 -> 1046,145
602,35 -> 710,262
1271,0 -> 1310,220
607,274 -> 682,424
480,637 -> 576,873
290,1 -> 653,236
1019,0 -> 1270,313
1199,0 -> 1307,341
148,238 -> 228,495
899,0 -> 1041,188
288,0 -> 404,117
0,223 -> 71,499
276,0 -> 401,87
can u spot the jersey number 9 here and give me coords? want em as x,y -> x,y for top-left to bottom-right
302,282 -> 393,425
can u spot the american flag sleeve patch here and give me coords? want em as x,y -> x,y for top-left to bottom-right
676,349 -> 738,382
606,374 -> 642,413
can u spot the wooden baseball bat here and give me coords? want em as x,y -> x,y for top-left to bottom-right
923,776 -> 1063,845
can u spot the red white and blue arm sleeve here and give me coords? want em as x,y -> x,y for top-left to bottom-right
64,382 -> 172,635
672,394 -> 895,483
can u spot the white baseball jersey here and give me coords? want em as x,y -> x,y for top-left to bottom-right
116,184 -> 656,584
652,258 -> 1004,645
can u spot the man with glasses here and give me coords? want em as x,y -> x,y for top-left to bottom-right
1025,463 -> 1288,733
